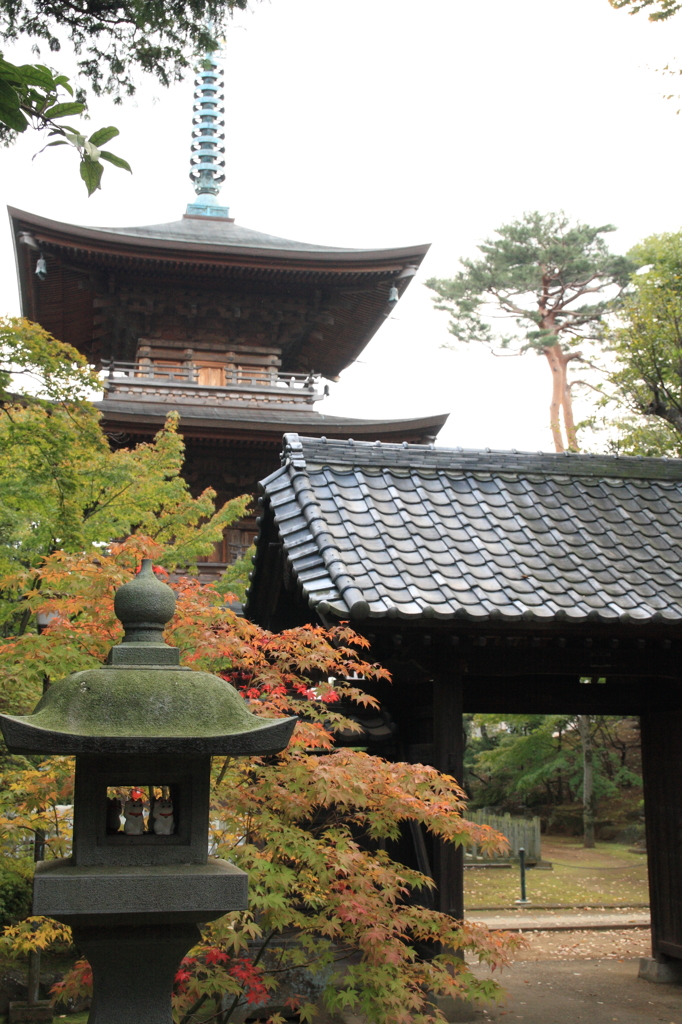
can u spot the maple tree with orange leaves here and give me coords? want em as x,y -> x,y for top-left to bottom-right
0,538 -> 520,1024
0,320 -> 518,1022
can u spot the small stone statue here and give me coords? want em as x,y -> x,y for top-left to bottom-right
106,796 -> 122,833
123,791 -> 146,835
152,797 -> 175,835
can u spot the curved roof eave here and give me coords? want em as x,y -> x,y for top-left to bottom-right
245,434 -> 682,629
94,399 -> 449,437
8,206 -> 431,273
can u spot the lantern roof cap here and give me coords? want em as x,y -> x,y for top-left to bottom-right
0,559 -> 296,756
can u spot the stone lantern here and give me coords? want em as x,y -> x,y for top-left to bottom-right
0,560 -> 297,1024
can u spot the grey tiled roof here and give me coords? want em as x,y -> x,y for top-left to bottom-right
249,433 -> 682,625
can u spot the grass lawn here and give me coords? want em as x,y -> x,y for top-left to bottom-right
465,837 -> 649,908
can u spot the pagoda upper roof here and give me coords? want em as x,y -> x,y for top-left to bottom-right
10,206 -> 430,379
97,215 -> 363,253
9,206 -> 429,273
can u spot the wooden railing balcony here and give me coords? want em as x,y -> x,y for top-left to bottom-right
100,361 -> 325,409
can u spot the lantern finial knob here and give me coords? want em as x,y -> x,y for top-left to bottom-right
114,559 -> 176,642
109,559 -> 179,665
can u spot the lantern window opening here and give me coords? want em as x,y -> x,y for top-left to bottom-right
104,781 -> 182,839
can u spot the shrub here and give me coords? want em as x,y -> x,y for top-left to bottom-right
0,866 -> 32,928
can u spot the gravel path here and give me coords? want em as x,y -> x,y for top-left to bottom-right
469,911 -> 650,931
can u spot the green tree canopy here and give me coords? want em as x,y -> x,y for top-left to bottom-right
0,403 -> 250,573
1,0 -> 248,102
610,0 -> 682,19
1,0 -> 250,191
0,316 -> 99,404
609,0 -> 682,113
464,716 -> 638,819
0,59 -> 131,194
426,212 -> 633,452
605,230 -> 682,456
0,317 -> 251,640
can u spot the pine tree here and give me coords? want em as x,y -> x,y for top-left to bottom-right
427,212 -> 632,452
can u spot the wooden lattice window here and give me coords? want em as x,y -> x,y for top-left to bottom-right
226,527 -> 256,563
197,525 -> 257,565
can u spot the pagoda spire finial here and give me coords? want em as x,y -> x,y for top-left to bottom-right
185,52 -> 230,220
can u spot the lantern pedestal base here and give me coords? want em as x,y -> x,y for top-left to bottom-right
33,859 -> 250,1023
8,1002 -> 53,1024
73,921 -> 199,1024
33,857 -> 248,923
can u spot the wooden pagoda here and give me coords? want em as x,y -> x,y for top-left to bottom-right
8,206 -> 445,569
246,433 -> 682,985
7,53 -> 446,571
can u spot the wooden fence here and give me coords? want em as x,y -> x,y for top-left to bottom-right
466,811 -> 542,862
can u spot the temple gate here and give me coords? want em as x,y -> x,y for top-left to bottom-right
246,433 -> 682,981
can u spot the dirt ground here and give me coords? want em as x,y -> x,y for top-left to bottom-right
468,958 -> 682,1024
487,927 -> 652,962
459,925 -> 682,1024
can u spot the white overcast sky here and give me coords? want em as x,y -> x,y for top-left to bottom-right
1,0 -> 681,451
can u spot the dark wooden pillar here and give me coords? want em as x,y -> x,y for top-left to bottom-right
432,672 -> 464,920
640,709 -> 682,963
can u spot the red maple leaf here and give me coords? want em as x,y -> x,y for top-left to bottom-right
204,947 -> 229,965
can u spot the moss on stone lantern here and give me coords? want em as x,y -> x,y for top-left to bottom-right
0,559 -> 297,1024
